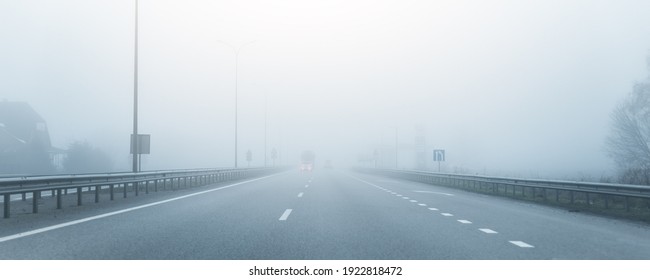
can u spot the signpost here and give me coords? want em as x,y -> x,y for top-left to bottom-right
433,149 -> 445,172
246,150 -> 253,167
130,134 -> 150,172
271,148 -> 278,167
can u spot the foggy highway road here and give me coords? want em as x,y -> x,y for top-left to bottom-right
0,169 -> 649,260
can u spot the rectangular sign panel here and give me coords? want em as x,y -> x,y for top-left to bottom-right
130,134 -> 151,154
433,149 -> 445,162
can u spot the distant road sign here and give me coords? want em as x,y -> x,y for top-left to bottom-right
433,149 -> 445,162
130,134 -> 151,154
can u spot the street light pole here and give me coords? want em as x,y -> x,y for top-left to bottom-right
217,41 -> 255,169
132,0 -> 139,173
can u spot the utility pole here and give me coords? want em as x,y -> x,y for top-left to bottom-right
132,0 -> 139,173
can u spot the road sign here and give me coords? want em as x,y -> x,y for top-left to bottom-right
130,134 -> 150,154
433,149 -> 445,162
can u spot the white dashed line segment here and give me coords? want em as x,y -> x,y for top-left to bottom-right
509,241 -> 534,248
279,209 -> 293,221
297,192 -> 304,198
479,228 -> 498,234
457,220 -> 472,224
441,213 -> 453,217
428,208 -> 439,211
418,203 -> 427,206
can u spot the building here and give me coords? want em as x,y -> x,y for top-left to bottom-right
0,101 -> 64,174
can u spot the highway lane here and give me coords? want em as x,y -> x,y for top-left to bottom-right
0,169 -> 649,259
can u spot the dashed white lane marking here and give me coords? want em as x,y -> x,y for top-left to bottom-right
418,203 -> 427,206
510,241 -> 534,248
279,209 -> 293,221
412,190 -> 455,196
396,194 -> 402,197
0,173 -> 284,243
409,200 -> 418,203
297,192 -> 304,198
428,208 -> 439,211
479,228 -> 498,234
305,184 -> 309,188
403,197 -> 410,199
457,220 -> 472,224
441,213 -> 453,217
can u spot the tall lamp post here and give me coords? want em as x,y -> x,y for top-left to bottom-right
132,0 -> 139,173
217,40 -> 255,168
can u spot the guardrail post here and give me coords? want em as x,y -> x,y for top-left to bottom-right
77,187 -> 82,206
570,191 -> 574,204
110,184 -> 114,201
3,194 -> 9,218
155,180 -> 158,192
123,183 -> 127,198
145,181 -> 149,194
32,191 -> 39,214
556,190 -> 559,202
135,181 -> 139,196
95,186 -> 100,203
22,193 -> 26,201
625,197 -> 630,212
57,189 -> 62,209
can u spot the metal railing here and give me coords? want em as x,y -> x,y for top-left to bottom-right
357,168 -> 650,213
1,167 -> 286,219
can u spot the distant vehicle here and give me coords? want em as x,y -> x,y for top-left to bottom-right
300,150 -> 315,172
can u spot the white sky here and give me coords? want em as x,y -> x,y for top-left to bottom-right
2,0 -> 650,178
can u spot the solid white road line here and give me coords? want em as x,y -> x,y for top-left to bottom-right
279,209 -> 293,221
297,192 -> 304,198
441,213 -> 453,217
0,173 -> 283,244
457,220 -> 472,224
428,208 -> 439,211
509,241 -> 534,248
479,228 -> 498,234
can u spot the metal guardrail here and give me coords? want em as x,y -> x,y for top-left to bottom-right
1,167 -> 286,219
357,168 -> 650,212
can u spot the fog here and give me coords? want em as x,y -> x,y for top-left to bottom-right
2,0 -> 650,179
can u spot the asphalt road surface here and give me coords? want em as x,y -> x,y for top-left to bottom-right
0,169 -> 649,259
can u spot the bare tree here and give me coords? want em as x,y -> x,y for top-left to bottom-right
607,56 -> 650,184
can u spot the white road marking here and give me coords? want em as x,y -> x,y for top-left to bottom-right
396,194 -> 402,197
479,228 -> 498,234
412,190 -> 455,196
418,203 -> 427,206
457,220 -> 472,224
305,184 -> 309,188
297,192 -> 304,198
279,209 -> 293,221
510,241 -> 534,248
428,207 -> 439,211
0,173 -> 283,243
409,200 -> 418,203
441,213 -> 453,217
403,197 -> 410,199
